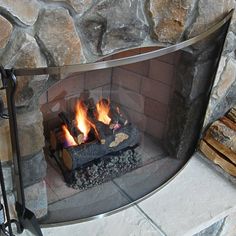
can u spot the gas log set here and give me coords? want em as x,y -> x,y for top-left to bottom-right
49,93 -> 141,189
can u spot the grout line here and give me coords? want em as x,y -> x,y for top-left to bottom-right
112,181 -> 167,236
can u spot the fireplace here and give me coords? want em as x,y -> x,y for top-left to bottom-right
0,1 -> 235,235
37,25 -> 229,223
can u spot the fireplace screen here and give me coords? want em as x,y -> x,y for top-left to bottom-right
0,11 -> 231,229
39,23 -> 228,224
40,49 -> 187,223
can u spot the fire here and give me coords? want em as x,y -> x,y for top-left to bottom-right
75,100 -> 92,141
62,125 -> 77,147
96,99 -> 111,125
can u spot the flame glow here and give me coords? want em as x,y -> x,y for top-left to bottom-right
75,100 -> 91,141
62,125 -> 77,147
96,99 -> 111,125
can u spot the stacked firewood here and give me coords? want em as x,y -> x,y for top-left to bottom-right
199,106 -> 236,177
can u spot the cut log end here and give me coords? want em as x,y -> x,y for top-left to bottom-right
199,140 -> 236,177
62,148 -> 73,170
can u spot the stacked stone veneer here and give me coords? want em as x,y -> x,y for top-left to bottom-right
0,0 -> 235,220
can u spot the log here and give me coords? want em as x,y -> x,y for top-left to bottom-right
219,116 -> 236,132
227,107 -> 236,123
109,105 -> 128,126
203,120 -> 236,165
58,111 -> 84,144
62,123 -> 140,170
199,140 -> 236,177
91,119 -> 112,144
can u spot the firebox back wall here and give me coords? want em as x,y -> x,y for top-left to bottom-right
40,48 -> 180,141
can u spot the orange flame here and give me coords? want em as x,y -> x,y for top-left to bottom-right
96,99 -> 111,125
75,100 -> 91,141
62,125 -> 77,147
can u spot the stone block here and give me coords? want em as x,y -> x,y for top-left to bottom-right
220,212 -> 236,236
0,119 -> 12,162
149,0 -> 197,43
0,86 -> 7,109
204,78 -> 236,128
141,77 -> 171,105
194,218 -> 226,236
111,86 -> 144,113
0,0 -> 40,25
149,59 -> 174,86
0,164 -> 13,193
165,93 -> 205,159
145,117 -> 165,139
112,68 -> 142,92
35,7 -> 82,66
39,92 -> 47,105
175,58 -> 215,101
17,109 -> 45,157
0,16 -> 12,49
144,97 -> 168,123
47,73 -> 85,102
24,180 -> 48,219
46,0 -> 93,15
0,193 -> 16,220
3,33 -> 48,107
21,151 -> 47,187
78,0 -> 148,55
85,69 -> 111,90
212,57 -> 236,100
187,0 -> 234,38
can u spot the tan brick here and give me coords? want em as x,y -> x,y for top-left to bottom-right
112,48 -> 140,59
112,68 -> 142,92
149,59 -> 174,85
145,117 -> 165,139
102,84 -> 111,99
156,53 -> 176,65
85,68 -> 111,89
41,98 -> 67,121
140,47 -> 160,53
0,119 -> 12,162
90,86 -> 103,103
141,77 -> 171,105
121,61 -> 149,76
111,86 -> 144,113
120,105 -> 147,131
48,73 -> 85,102
144,97 -> 168,123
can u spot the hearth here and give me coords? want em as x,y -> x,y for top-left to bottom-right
0,7 -> 233,236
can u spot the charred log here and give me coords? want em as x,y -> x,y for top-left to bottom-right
62,124 -> 140,170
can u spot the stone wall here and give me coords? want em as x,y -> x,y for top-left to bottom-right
0,0 -> 235,219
